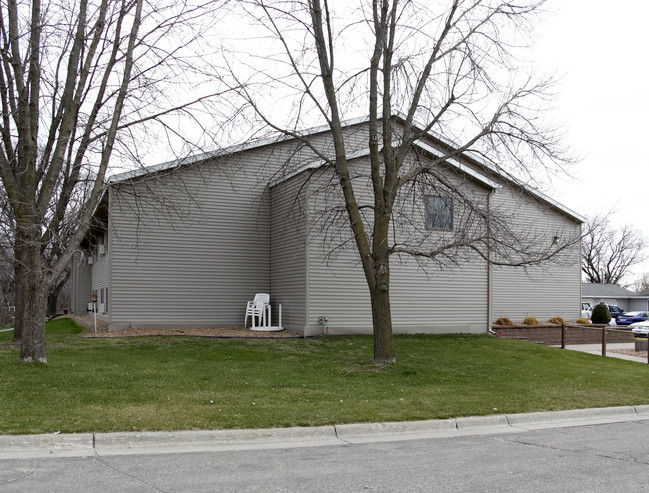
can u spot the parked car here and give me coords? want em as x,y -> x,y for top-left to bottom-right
593,304 -> 624,320
581,303 -> 592,319
616,311 -> 649,326
630,320 -> 649,337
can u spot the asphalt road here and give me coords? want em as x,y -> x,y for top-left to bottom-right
2,419 -> 649,492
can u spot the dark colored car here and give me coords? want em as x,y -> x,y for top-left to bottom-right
592,304 -> 624,320
616,311 -> 649,326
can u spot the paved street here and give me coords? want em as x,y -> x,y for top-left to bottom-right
2,418 -> 649,492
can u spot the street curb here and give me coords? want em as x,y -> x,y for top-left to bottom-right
93,425 -> 340,456
2,406 -> 649,459
0,433 -> 94,458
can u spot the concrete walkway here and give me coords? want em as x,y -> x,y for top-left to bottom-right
1,406 -> 649,460
563,342 -> 648,363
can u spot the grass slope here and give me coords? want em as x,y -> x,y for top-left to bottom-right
1,318 -> 648,434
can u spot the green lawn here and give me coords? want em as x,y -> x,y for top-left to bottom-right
1,318 -> 648,435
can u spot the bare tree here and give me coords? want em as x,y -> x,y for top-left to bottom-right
227,0 -> 577,363
582,213 -> 646,286
631,273 -> 649,294
0,0 -> 230,362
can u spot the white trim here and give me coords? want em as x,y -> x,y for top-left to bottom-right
268,146 -> 371,188
522,186 -> 585,223
412,140 -> 502,190
108,116 -> 370,184
269,140 -> 501,191
108,113 -> 583,223
393,112 -> 585,223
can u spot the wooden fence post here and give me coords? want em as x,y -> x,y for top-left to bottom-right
601,326 -> 607,356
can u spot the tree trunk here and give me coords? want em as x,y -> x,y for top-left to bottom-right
15,229 -> 48,363
20,279 -> 47,363
12,251 -> 23,341
47,292 -> 58,318
370,285 -> 395,363
47,268 -> 71,319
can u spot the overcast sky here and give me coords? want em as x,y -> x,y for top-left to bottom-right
533,1 -> 649,281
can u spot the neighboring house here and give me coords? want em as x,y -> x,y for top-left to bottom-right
582,283 -> 649,313
70,116 -> 584,335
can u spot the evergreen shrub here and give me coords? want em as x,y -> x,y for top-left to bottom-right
591,303 -> 612,324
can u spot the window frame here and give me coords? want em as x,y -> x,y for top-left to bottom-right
425,195 -> 454,231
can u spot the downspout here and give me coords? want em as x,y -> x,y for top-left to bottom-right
267,184 -> 273,326
487,188 -> 496,336
107,186 -> 112,328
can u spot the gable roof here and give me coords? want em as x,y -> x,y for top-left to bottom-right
107,116 -> 369,185
582,283 -> 647,299
107,114 -> 583,223
268,139 -> 502,191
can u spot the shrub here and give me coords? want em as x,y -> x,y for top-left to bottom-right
522,316 -> 540,325
494,317 -> 514,326
575,317 -> 591,324
548,316 -> 565,325
591,303 -> 612,324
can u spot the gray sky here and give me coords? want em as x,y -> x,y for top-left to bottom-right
533,0 -> 649,281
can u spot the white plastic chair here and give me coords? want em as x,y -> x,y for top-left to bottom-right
244,293 -> 270,327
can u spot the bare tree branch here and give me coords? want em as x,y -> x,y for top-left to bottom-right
582,212 -> 646,285
227,0 -> 577,363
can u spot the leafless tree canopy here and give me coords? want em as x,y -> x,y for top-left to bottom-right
582,213 -> 646,286
0,0 -> 230,362
226,0 -> 577,363
631,273 -> 649,294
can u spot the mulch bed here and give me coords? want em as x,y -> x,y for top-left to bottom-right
609,348 -> 648,359
67,316 -> 301,339
82,326 -> 301,339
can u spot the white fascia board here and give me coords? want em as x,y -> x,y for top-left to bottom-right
270,140 -> 501,189
524,187 -> 585,223
393,113 -> 584,223
108,140 -> 282,184
91,187 -> 108,217
270,140 -> 500,190
268,146 -> 371,188
411,140 -> 502,190
108,116 -> 370,185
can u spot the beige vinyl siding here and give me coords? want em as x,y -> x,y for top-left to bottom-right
303,156 -> 491,335
305,246 -> 372,335
108,155 -> 271,329
490,187 -> 582,322
104,126 -> 371,330
70,252 -> 92,314
305,253 -> 489,335
94,117 -> 582,332
390,259 -> 488,333
90,231 -> 110,319
270,175 -> 308,332
629,299 -> 649,311
303,166 -> 370,335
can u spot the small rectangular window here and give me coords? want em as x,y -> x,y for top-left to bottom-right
102,288 -> 108,314
425,195 -> 453,231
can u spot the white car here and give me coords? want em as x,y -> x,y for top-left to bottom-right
581,303 -> 592,319
630,320 -> 649,337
